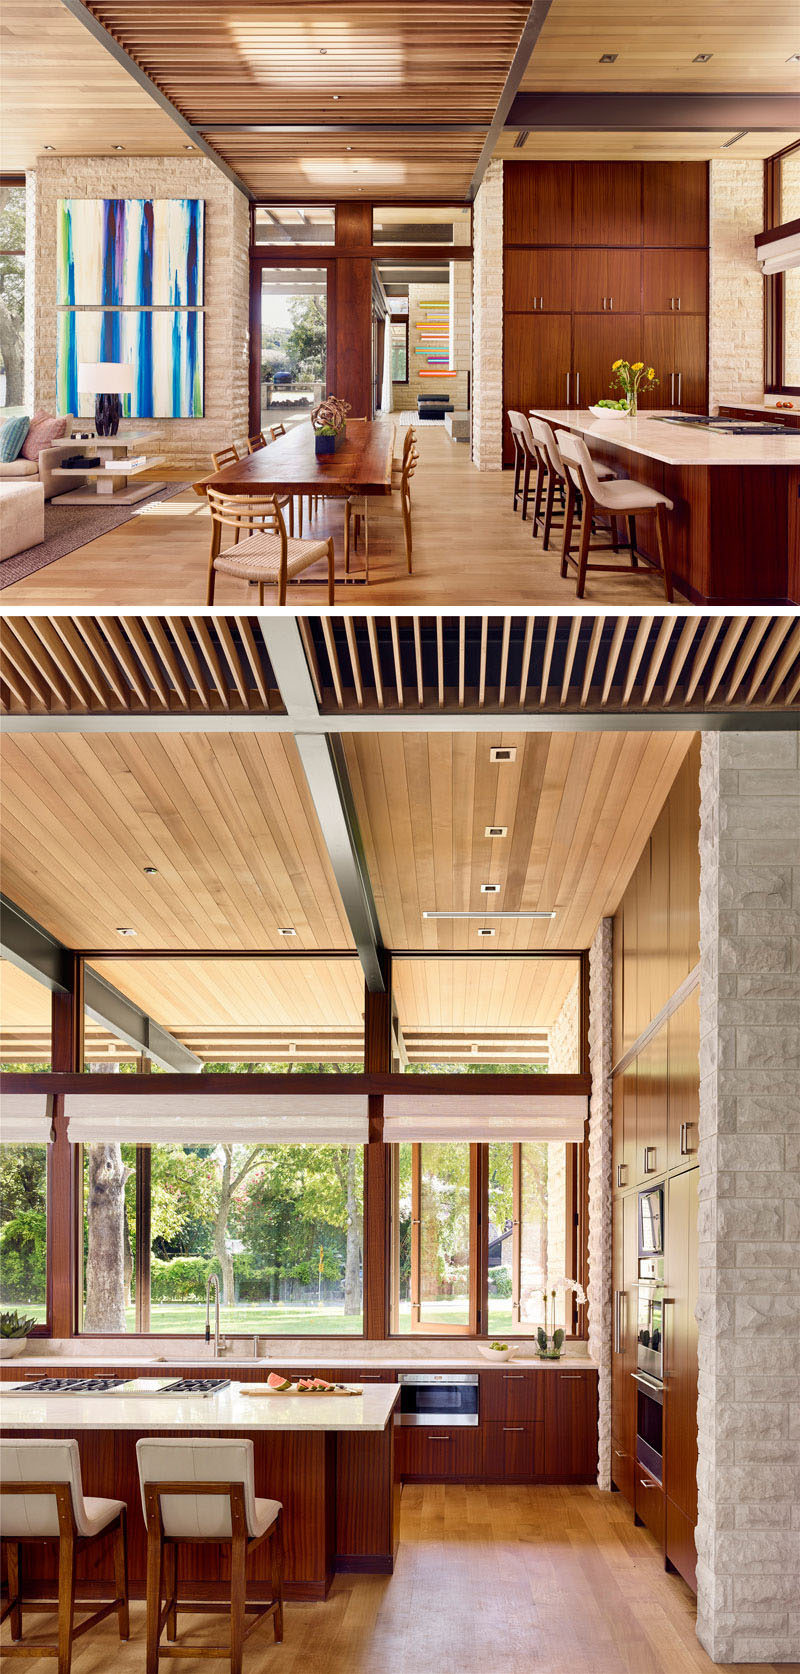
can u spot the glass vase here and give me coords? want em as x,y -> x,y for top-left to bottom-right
626,393 -> 638,417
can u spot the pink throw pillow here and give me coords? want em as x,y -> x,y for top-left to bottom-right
21,412 -> 67,460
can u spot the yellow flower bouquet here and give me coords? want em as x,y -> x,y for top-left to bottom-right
610,358 -> 658,417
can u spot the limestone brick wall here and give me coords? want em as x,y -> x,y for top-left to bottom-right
695,730 -> 800,1665
708,160 -> 764,411
395,277 -> 469,414
30,154 -> 250,466
471,159 -> 503,469
588,918 -> 614,1490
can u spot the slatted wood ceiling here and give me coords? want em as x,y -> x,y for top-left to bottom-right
0,733 -> 355,951
82,1 -> 532,197
2,615 -> 798,717
341,729 -> 694,950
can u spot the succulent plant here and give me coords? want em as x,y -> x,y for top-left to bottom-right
0,1310 -> 36,1339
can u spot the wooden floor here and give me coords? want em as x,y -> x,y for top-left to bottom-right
0,424 -> 676,607
2,1485 -> 793,1674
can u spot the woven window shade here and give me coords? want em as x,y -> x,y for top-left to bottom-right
0,1094 -> 54,1144
63,1092 -> 369,1146
382,1092 -> 587,1144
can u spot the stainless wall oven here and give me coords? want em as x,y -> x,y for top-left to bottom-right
396,1372 -> 479,1426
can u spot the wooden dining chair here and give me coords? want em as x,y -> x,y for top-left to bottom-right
246,432 -> 266,453
137,1439 -> 283,1674
205,486 -> 335,605
556,428 -> 674,600
211,443 -> 240,471
0,1438 -> 129,1674
507,410 -> 537,519
269,423 -> 286,441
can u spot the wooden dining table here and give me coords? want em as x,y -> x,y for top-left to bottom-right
198,419 -> 395,583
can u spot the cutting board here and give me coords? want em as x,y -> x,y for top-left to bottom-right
241,1384 -> 363,1397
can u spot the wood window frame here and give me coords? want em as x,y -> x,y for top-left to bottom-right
764,142 -> 800,397
389,315 -> 409,385
249,253 -> 336,441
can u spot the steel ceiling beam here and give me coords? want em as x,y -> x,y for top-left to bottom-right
1,894 -> 201,1073
468,0 -> 556,199
257,617 -> 386,992
506,93 -> 800,131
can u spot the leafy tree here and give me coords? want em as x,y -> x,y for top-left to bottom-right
0,184 -> 25,409
285,295 -> 326,379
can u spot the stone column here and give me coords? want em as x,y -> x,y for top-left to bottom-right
696,730 -> 800,1665
708,160 -> 764,411
588,918 -> 614,1490
471,159 -> 503,470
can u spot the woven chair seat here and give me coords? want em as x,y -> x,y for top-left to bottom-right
215,529 -> 330,581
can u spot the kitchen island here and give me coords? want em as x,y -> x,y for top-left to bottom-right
0,1378 -> 400,1602
530,408 -> 800,603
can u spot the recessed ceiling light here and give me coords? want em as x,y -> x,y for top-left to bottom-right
346,145 -> 353,151
513,130 -> 529,150
423,910 -> 555,921
477,928 -> 496,938
489,746 -> 516,763
116,927 -> 137,937
183,143 -> 195,150
279,927 -> 297,937
43,144 -> 55,152
485,825 -> 508,838
722,130 -> 749,148
143,866 -> 158,876
693,53 -> 713,62
786,52 -> 800,62
480,883 -> 501,894
599,53 -> 618,63
333,94 -> 340,100
319,47 -> 327,54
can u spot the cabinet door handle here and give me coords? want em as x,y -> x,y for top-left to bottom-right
676,297 -> 681,310
559,1374 -> 584,1381
679,1121 -> 694,1156
428,1434 -> 451,1442
616,1162 -> 627,1188
614,1448 -> 627,1459
643,1145 -> 657,1174
602,296 -> 607,310
540,297 -> 543,310
503,1427 -> 525,1433
614,1289 -> 625,1354
670,297 -> 674,310
575,372 -> 580,407
503,1374 -> 525,1380
676,371 -> 682,404
608,296 -> 613,311
566,372 -> 571,405
670,371 -> 675,404
639,1477 -> 657,1489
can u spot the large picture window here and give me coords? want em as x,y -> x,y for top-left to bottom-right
0,1143 -> 48,1326
0,178 -> 26,417
81,1142 -> 364,1337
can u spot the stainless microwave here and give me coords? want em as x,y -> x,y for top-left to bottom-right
396,1372 -> 479,1426
639,1183 -> 664,1257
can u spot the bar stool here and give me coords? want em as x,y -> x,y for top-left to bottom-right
556,428 -> 674,601
527,416 -> 618,551
0,1438 -> 129,1674
137,1438 -> 283,1674
507,410 -> 537,519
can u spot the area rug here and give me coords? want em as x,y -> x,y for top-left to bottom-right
0,482 -> 191,589
393,411 -> 450,427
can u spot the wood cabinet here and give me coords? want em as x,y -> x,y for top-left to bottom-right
642,162 -> 708,249
643,249 -> 707,315
664,1166 -> 699,1591
394,1425 -> 483,1482
543,1370 -> 598,1483
572,249 -> 642,314
634,1462 -> 665,1546
573,163 -> 642,247
634,1030 -> 668,1185
641,313 -> 707,412
484,1420 -> 544,1481
504,312 -> 571,456
505,247 -> 573,312
480,1369 -> 545,1421
573,312 -> 642,410
504,161 -> 573,245
667,991 -> 700,1172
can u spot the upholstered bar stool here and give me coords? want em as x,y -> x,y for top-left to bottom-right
527,416 -> 617,551
556,429 -> 674,601
136,1438 -> 283,1674
0,1438 -> 129,1674
507,410 -> 538,519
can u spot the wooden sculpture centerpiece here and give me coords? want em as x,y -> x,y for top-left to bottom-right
312,394 -> 351,455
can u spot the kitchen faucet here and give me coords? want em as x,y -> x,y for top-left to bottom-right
205,1272 -> 226,1358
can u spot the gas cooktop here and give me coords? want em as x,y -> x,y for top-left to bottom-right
655,415 -> 788,436
7,1376 -> 232,1397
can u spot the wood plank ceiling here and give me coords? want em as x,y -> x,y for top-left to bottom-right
2,614 -> 799,717
0,732 -> 355,952
341,729 -> 694,952
0,0 -> 190,169
80,0 -> 533,198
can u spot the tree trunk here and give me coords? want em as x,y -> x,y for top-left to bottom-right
214,1147 -> 235,1305
0,298 -> 24,409
123,1212 -> 133,1309
343,1147 -> 360,1315
83,1146 -> 130,1332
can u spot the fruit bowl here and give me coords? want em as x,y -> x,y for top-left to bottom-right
477,1343 -> 518,1362
589,403 -> 630,420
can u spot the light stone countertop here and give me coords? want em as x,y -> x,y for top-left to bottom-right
7,1341 -> 598,1374
0,1377 -> 400,1433
529,408 -> 800,467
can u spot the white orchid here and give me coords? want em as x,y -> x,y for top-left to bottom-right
553,1276 -> 587,1307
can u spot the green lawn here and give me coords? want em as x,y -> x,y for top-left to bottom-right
124,1301 -> 364,1335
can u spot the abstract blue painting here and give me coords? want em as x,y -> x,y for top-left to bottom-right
56,309 -> 204,419
57,199 -> 204,307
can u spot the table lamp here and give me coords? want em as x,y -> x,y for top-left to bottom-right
77,361 -> 135,437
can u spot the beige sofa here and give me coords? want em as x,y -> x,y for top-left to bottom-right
0,417 -> 89,500
0,480 -> 46,560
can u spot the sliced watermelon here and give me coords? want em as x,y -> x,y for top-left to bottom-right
266,1371 -> 293,1391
